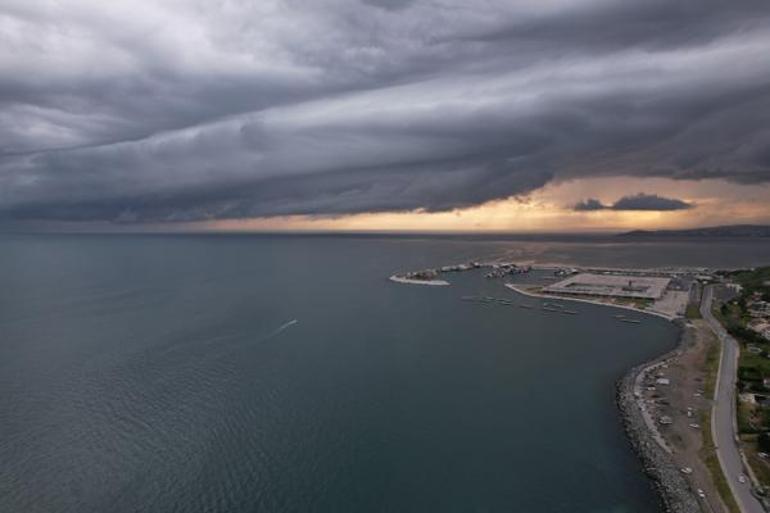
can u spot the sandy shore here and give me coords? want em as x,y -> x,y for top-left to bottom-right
389,275 -> 450,286
504,283 -> 678,321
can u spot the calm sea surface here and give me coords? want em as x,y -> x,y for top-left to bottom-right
1,234 -> 768,512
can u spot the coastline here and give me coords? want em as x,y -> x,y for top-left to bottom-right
391,268 -> 702,510
504,283 -> 678,321
616,325 -> 701,513
506,281 -> 699,511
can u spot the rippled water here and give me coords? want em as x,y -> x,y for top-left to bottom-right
1,234 -> 764,512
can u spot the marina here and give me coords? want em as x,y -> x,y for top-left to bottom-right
459,295 -> 584,316
458,292 -> 658,322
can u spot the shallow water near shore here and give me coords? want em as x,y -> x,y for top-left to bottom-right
2,234 -> 764,512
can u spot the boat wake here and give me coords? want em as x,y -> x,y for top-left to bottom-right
265,319 -> 299,340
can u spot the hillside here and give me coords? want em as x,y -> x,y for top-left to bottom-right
618,225 -> 770,238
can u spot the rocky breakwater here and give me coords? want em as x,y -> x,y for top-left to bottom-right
617,333 -> 702,513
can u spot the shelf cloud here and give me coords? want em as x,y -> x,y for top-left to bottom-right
0,0 -> 769,223
573,193 -> 694,212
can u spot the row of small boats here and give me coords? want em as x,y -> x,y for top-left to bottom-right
460,296 -> 643,323
613,313 -> 642,324
460,296 -> 578,315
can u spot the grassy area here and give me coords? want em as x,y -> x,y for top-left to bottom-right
744,439 -> 770,489
713,305 -> 729,326
740,352 -> 770,382
701,409 -> 742,513
738,402 -> 758,434
704,338 -> 720,400
720,301 -> 744,322
686,303 -> 702,319
610,297 -> 653,309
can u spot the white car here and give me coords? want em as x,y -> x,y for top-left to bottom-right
739,475 -> 747,484
680,467 -> 693,475
697,489 -> 706,499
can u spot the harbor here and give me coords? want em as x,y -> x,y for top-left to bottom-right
458,294 -> 651,322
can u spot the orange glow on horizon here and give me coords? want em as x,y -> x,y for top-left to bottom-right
198,177 -> 770,233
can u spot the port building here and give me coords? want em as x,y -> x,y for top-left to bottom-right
543,273 -> 670,300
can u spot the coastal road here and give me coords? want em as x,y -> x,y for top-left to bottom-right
702,285 -> 766,513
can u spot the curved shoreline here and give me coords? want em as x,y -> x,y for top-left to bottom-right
506,281 -> 698,511
616,325 -> 701,513
504,283 -> 677,321
393,271 -> 699,510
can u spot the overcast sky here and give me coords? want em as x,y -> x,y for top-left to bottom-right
1,0 -> 769,230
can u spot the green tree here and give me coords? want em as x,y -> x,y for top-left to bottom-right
758,432 -> 770,453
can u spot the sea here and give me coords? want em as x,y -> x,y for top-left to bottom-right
1,233 -> 768,513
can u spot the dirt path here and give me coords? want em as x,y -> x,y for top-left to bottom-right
644,319 -> 729,512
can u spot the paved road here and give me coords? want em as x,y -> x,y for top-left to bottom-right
702,285 -> 766,513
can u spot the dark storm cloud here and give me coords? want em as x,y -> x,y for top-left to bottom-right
573,199 -> 606,211
0,0 -> 769,223
612,194 -> 693,211
361,0 -> 416,11
573,194 -> 693,212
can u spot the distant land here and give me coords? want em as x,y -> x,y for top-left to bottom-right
618,225 -> 770,239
